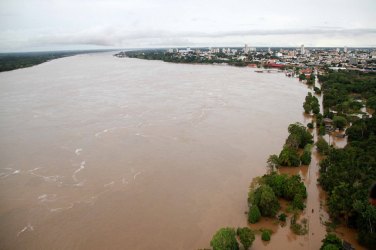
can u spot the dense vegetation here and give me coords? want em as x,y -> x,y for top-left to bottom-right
248,172 -> 307,219
0,50 -> 104,72
236,227 -> 255,250
318,70 -> 376,114
317,70 -> 376,248
268,123 -> 313,168
210,228 -> 239,250
320,233 -> 344,250
210,227 -> 256,250
303,92 -> 320,114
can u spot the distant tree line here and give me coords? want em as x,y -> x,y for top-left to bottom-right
0,50 -> 103,72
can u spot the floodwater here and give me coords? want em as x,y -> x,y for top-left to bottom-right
1,52 -> 317,249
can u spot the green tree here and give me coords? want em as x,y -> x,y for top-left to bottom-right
283,175 -> 307,201
316,137 -> 330,155
261,230 -> 271,241
278,213 -> 287,222
288,123 -> 313,148
300,144 -> 312,165
299,74 -> 306,81
332,116 -> 347,130
256,185 -> 280,217
322,244 -> 340,250
210,228 -> 239,250
248,205 -> 261,224
263,172 -> 288,197
320,234 -> 343,250
236,227 -> 255,250
267,154 -> 280,171
279,146 -> 301,167
292,193 -> 305,210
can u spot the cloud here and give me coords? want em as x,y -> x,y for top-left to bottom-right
26,27 -> 376,46
2,26 -> 375,51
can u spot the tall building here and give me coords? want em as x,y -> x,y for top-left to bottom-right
300,44 -> 305,55
344,46 -> 348,53
244,44 -> 249,54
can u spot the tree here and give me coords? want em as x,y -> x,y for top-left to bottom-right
316,137 -> 330,155
322,244 -> 340,250
292,193 -> 305,210
236,227 -> 255,250
288,123 -> 313,148
261,229 -> 271,241
300,144 -> 312,165
279,146 -> 301,167
263,172 -> 288,197
254,185 -> 280,217
299,74 -> 306,81
320,234 -> 343,250
283,175 -> 307,201
278,213 -> 287,222
367,96 -> 376,110
248,205 -> 261,223
267,154 -> 280,171
332,116 -> 347,130
210,228 -> 239,250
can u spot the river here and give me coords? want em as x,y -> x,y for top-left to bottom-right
1,52 -> 317,249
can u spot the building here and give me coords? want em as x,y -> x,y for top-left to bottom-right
301,44 -> 305,55
344,46 -> 348,53
244,44 -> 249,54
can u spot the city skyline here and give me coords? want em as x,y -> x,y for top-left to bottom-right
1,0 -> 376,52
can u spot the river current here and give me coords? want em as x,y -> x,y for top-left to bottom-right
0,52 -> 312,249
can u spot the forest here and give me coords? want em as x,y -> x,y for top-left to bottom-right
318,70 -> 376,248
0,50 -> 105,72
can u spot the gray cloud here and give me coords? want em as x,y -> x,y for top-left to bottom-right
27,27 -> 376,48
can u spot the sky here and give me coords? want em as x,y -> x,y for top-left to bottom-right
0,0 -> 375,52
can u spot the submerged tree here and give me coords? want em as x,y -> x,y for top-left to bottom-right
236,227 -> 255,250
210,228 -> 239,250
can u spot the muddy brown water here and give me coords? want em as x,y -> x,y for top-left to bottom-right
0,52 -> 332,249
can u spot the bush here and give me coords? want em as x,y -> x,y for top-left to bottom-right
210,228 -> 239,250
261,230 -> 271,241
316,137 -> 330,155
236,227 -> 255,250
248,205 -> 261,224
300,150 -> 311,165
320,233 -> 343,250
278,213 -> 287,222
322,244 -> 340,250
292,193 -> 305,210
314,86 -> 321,94
307,122 -> 314,129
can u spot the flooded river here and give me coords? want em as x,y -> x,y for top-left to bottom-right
1,52 -> 316,249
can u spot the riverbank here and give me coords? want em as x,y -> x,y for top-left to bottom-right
0,50 -> 112,72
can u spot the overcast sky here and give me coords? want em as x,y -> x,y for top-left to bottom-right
0,0 -> 375,52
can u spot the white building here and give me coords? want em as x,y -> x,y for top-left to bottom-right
301,44 -> 305,55
244,44 -> 250,54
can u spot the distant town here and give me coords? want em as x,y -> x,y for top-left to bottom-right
115,45 -> 376,72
